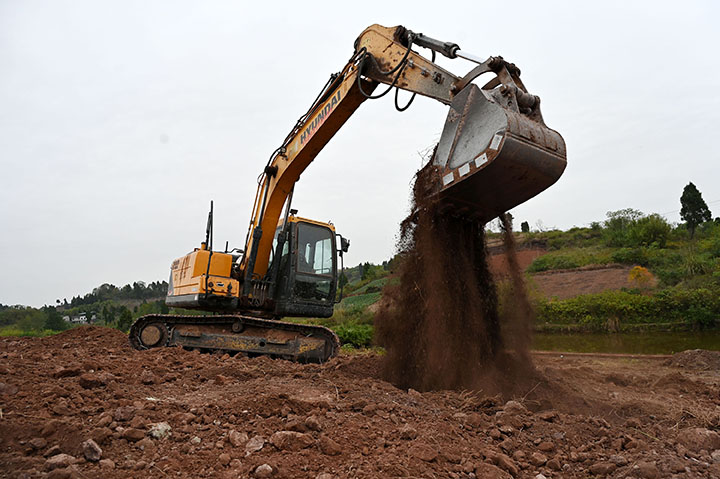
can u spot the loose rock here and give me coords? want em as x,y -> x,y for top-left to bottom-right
78,373 -> 105,389
81,439 -> 102,462
254,463 -> 273,478
399,424 -> 418,440
121,428 -> 145,442
588,461 -> 616,475
318,435 -> 342,456
474,463 -> 513,479
677,427 -> 720,451
245,435 -> 265,453
304,415 -> 322,431
270,431 -> 314,451
45,454 -> 75,471
113,406 -> 135,422
529,452 -> 547,466
29,438 -> 47,450
503,400 -> 528,415
228,430 -> 248,447
409,443 -> 437,462
148,422 -> 172,439
633,461 -> 659,479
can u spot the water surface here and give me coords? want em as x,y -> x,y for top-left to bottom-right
533,331 -> 720,355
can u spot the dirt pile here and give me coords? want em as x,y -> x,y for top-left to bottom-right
664,349 -> 720,370
2,327 -> 720,478
374,166 -> 535,393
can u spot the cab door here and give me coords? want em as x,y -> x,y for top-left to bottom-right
273,221 -> 337,318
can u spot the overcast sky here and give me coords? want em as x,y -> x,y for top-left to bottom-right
1,1 -> 719,307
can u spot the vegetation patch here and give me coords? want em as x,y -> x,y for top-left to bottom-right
536,287 -> 720,331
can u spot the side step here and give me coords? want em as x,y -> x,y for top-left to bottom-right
129,314 -> 340,363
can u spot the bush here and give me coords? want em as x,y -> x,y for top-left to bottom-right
628,214 -> 672,247
603,208 -> 644,247
527,255 -> 579,272
611,247 -> 648,266
602,209 -> 672,248
527,247 -> 614,273
333,322 -> 373,348
536,287 -> 720,330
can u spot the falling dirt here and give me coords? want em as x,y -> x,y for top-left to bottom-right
374,165 -> 536,394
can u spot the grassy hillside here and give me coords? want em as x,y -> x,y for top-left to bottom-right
4,209 -> 718,346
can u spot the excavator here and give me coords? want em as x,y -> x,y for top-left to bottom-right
129,24 -> 566,362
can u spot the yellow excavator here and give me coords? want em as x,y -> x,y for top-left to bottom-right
129,24 -> 566,361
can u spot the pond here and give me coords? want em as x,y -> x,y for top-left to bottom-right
533,331 -> 720,355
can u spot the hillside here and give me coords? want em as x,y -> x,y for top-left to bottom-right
2,209 -> 719,348
299,210 -> 720,347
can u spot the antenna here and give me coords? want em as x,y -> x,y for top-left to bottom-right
205,201 -> 214,251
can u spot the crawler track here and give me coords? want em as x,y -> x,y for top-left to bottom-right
129,314 -> 339,362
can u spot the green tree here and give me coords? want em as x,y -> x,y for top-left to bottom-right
520,221 -> 530,233
18,310 -> 46,333
603,208 -> 644,247
680,182 -> 712,239
361,262 -> 372,281
43,306 -> 66,331
116,307 -> 133,332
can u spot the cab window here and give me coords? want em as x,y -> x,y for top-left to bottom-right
294,223 -> 334,301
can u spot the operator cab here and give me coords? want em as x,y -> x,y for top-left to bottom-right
270,216 -> 348,318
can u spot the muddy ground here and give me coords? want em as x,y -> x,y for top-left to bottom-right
1,327 -> 720,479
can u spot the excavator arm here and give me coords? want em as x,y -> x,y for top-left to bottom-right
239,24 -> 566,290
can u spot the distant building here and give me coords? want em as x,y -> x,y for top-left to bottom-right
66,311 -> 97,324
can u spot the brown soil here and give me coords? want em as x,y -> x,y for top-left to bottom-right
530,265 -> 653,300
489,245 -> 657,300
488,248 -> 545,277
2,327 -> 720,478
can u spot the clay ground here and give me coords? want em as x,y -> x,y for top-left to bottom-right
529,265 -> 642,300
2,327 -> 720,479
488,249 -> 645,300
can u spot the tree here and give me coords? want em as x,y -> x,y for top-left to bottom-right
43,306 -> 67,331
18,310 -> 45,333
603,208 -> 644,247
116,307 -> 133,332
520,221 -> 530,233
680,182 -> 712,239
361,262 -> 372,281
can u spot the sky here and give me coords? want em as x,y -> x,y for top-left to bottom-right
1,1 -> 719,307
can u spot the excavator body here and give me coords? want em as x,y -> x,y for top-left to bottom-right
129,24 -> 566,362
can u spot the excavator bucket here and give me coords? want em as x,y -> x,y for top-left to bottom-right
432,83 -> 567,222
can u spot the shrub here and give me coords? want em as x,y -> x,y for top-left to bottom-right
527,255 -> 579,272
628,214 -> 672,247
603,208 -> 644,247
536,287 -> 720,330
612,247 -> 648,266
333,322 -> 373,348
527,248 -> 614,273
628,266 -> 653,288
682,250 -> 714,277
